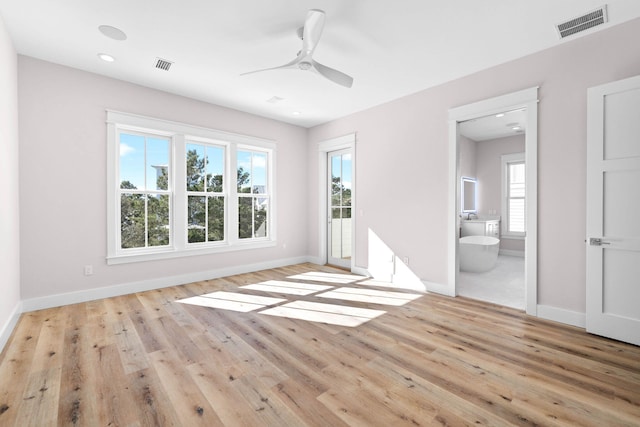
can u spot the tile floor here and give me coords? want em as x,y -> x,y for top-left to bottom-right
458,254 -> 525,310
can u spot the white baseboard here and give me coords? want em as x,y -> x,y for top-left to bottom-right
537,304 -> 586,329
499,249 -> 525,257
351,266 -> 370,277
305,255 -> 325,265
423,280 -> 454,297
22,256 -> 314,312
0,301 -> 23,354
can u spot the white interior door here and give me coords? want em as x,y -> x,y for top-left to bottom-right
586,75 -> 640,346
327,149 -> 353,268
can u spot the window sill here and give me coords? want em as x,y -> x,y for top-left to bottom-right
107,240 -> 277,265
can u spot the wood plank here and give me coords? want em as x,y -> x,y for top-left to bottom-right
187,360 -> 267,426
0,310 -> 47,425
13,367 -> 61,427
124,367 -> 183,426
148,349 -> 223,425
91,343 -> 145,426
56,305 -> 100,426
111,311 -> 150,375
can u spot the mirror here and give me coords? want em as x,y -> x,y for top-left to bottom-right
461,177 -> 477,213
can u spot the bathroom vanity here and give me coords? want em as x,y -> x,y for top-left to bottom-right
461,219 -> 500,238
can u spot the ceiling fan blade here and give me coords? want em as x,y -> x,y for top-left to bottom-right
301,9 -> 325,55
312,60 -> 353,88
240,57 -> 300,76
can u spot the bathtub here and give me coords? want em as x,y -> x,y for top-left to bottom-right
459,236 -> 500,273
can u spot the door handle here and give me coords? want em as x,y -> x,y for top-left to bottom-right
589,238 -> 611,246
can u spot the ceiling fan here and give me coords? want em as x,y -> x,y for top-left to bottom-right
242,9 -> 354,88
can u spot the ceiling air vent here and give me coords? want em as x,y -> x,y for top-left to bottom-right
556,5 -> 608,39
155,58 -> 173,71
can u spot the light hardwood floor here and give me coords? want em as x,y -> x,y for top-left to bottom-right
1,263 -> 639,426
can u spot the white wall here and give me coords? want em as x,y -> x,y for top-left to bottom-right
308,17 -> 640,314
0,13 -> 21,350
459,135 -> 477,183
18,56 -> 309,302
475,134 -> 524,217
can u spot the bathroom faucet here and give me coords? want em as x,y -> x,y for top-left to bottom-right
466,212 -> 477,220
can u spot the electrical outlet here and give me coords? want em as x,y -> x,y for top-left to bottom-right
84,265 -> 93,276
403,257 -> 409,266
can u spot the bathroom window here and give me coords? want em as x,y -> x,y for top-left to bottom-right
501,152 -> 526,237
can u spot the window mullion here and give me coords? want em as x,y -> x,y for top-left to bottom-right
228,144 -> 239,245
174,135 -> 186,250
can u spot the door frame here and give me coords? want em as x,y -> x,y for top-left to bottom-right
447,87 -> 539,315
318,133 -> 356,270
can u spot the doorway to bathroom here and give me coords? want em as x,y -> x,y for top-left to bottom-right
447,88 -> 538,315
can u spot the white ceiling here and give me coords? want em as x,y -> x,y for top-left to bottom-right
1,1 -> 639,128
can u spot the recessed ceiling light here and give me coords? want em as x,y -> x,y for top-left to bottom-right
512,126 -> 521,131
292,111 -> 301,116
495,113 -> 505,118
98,53 -> 115,62
98,25 -> 127,41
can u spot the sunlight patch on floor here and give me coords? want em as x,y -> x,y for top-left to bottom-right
176,271 -> 422,326
177,296 -> 266,312
260,301 -> 385,327
287,271 -> 362,284
357,278 -> 427,292
316,287 -> 422,306
241,280 -> 333,295
177,291 -> 286,313
356,279 -> 396,288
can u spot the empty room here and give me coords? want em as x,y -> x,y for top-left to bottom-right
1,1 -> 640,425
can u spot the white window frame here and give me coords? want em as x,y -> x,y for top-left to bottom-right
184,138 -> 228,247
115,129 -> 173,255
501,152 -> 526,238
236,146 -> 272,241
107,110 -> 276,265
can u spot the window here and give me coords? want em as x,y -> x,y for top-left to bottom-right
501,152 -> 525,237
107,111 -> 276,264
237,150 -> 269,239
118,131 -> 171,251
186,142 -> 225,244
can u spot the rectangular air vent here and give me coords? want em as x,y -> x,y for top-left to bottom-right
556,5 -> 608,39
155,58 -> 173,71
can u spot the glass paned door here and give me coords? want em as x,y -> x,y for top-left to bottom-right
328,149 -> 352,268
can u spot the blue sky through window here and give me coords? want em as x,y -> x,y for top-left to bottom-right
238,150 -> 267,192
332,153 -> 352,190
120,133 -> 169,190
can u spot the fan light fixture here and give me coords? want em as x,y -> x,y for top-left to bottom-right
98,53 -> 115,62
242,9 -> 353,88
